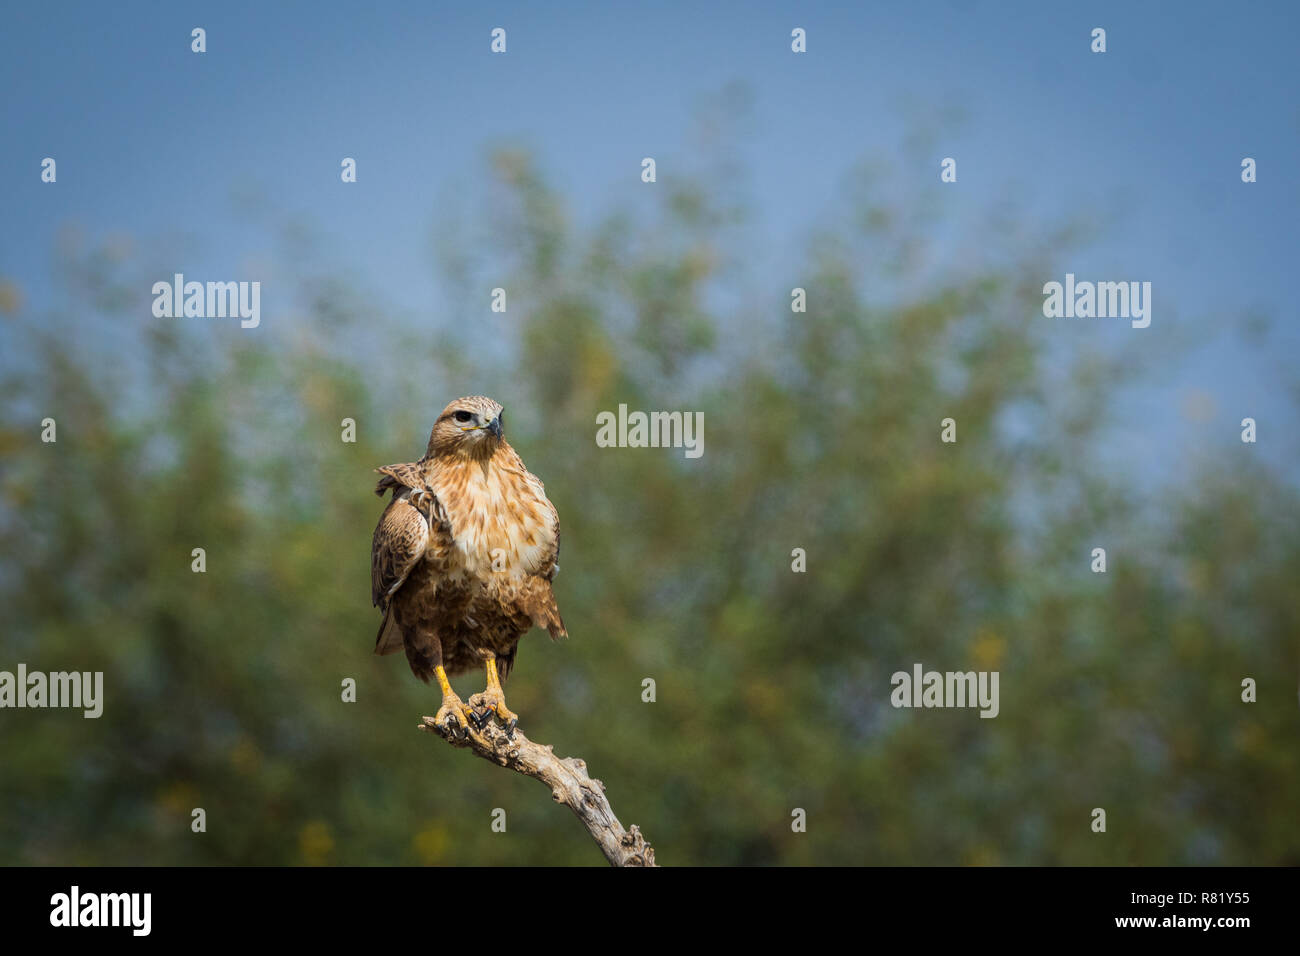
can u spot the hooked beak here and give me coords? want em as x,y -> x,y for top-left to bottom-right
487,417 -> 502,439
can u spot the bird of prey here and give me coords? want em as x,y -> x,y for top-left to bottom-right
370,395 -> 566,736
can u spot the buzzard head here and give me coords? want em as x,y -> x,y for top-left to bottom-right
427,395 -> 505,459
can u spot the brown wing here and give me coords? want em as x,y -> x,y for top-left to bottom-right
371,463 -> 459,657
525,470 -> 562,584
371,493 -> 429,609
524,482 -> 566,638
543,510 -> 561,582
374,461 -> 428,498
516,575 -> 566,641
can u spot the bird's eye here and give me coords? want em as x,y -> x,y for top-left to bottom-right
453,410 -> 473,423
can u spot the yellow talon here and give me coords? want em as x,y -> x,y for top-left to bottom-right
481,659 -> 519,729
433,666 -> 473,737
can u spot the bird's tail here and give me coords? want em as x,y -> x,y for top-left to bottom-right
374,607 -> 404,656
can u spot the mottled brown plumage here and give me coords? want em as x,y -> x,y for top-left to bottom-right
370,395 -> 565,735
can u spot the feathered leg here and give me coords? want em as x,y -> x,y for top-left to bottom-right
404,622 -> 475,739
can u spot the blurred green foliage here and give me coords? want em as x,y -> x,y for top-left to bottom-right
1,145 -> 1297,866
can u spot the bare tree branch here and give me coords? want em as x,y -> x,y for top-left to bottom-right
418,693 -> 658,867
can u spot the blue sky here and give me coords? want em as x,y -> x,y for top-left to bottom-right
2,0 -> 1297,483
